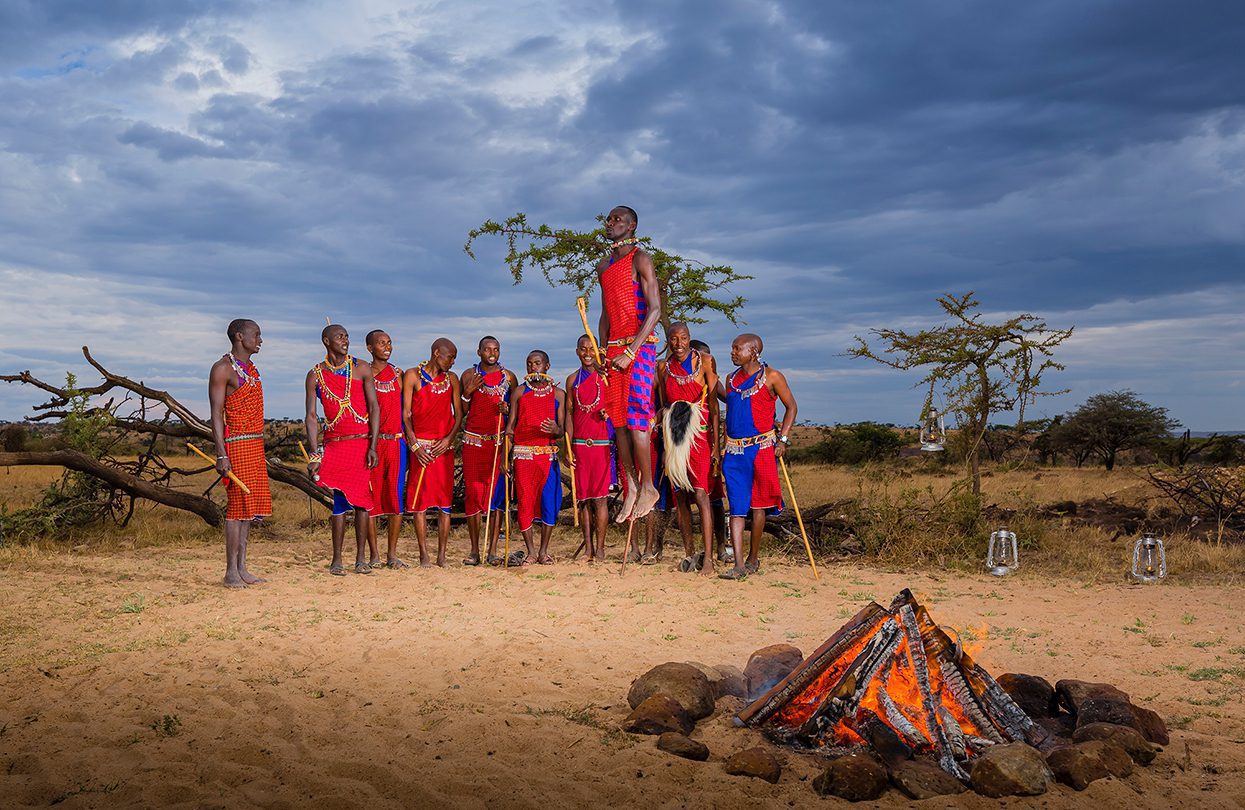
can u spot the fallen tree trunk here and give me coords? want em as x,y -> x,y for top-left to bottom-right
0,449 -> 223,528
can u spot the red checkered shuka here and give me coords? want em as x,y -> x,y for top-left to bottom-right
222,357 -> 272,520
513,383 -> 557,531
462,367 -> 508,516
570,369 -> 611,500
407,366 -> 455,512
662,353 -> 712,491
601,248 -> 656,429
369,362 -> 404,516
316,361 -> 374,511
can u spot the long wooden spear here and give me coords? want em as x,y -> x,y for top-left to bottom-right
187,442 -> 251,494
576,297 -> 609,388
503,435 -> 512,568
482,409 -> 505,552
778,455 -> 819,580
565,434 -> 579,527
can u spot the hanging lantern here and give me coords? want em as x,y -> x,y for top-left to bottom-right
986,529 -> 1019,576
919,409 -> 946,452
1131,533 -> 1166,583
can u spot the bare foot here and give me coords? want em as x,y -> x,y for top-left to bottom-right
631,484 -> 661,520
699,562 -> 715,577
239,569 -> 266,585
436,555 -> 447,568
420,561 -> 435,569
616,483 -> 638,523
223,574 -> 248,589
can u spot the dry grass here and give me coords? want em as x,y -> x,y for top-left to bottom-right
3,457 -> 1242,585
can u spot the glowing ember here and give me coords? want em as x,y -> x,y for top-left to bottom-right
736,590 -> 1046,779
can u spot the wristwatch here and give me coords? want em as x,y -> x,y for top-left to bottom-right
777,434 -> 790,445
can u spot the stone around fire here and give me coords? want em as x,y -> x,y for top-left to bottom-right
622,695 -> 694,736
723,746 -> 782,784
743,644 -> 803,699
811,752 -> 889,801
627,662 -> 716,720
969,742 -> 1053,798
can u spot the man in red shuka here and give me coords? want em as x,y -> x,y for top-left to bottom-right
596,205 -> 663,523
505,350 -> 565,565
403,338 -> 462,567
364,329 -> 407,569
564,334 -> 612,563
305,324 -> 380,576
459,336 -> 518,566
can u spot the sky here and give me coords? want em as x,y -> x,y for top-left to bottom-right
1,0 -> 1243,430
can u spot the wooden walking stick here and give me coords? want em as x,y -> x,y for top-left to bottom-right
297,440 -> 315,519
503,435 -> 512,568
576,297 -> 609,388
621,517 -> 636,576
778,455 -> 819,580
187,443 -> 251,494
565,434 -> 579,527
482,410 -> 505,554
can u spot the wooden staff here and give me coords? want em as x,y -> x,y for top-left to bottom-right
187,443 -> 251,495
482,410 -> 505,550
778,455 -> 819,580
576,297 -> 609,387
621,517 -> 635,576
503,436 -> 512,568
565,434 -> 579,527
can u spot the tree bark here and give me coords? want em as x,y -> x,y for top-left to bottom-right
0,449 -> 223,527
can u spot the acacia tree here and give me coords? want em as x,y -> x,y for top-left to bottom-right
464,212 -> 752,328
1054,390 -> 1178,471
849,292 -> 1073,496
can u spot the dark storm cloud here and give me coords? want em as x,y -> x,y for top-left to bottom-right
1,0 -> 1243,427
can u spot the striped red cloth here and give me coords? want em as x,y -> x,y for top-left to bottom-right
601,248 -> 657,430
222,356 -> 272,520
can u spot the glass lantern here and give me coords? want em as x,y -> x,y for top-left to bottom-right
986,529 -> 1019,576
920,410 -> 946,452
1131,533 -> 1166,583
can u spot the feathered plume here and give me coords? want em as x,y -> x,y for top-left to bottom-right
663,400 -> 705,492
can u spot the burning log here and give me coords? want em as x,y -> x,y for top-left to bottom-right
737,589 -> 1046,779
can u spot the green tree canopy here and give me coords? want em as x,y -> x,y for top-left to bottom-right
1052,390 -> 1179,470
464,212 -> 752,328
849,292 -> 1073,495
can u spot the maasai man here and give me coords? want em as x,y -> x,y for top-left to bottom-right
715,333 -> 797,580
596,205 -> 663,522
208,318 -> 272,589
365,329 -> 407,569
504,350 -> 565,565
459,336 -> 517,566
564,334 -> 612,562
691,337 -> 730,562
304,324 -> 380,576
658,322 -> 720,576
402,338 -> 462,568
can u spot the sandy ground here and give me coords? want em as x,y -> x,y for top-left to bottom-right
2,528 -> 1244,809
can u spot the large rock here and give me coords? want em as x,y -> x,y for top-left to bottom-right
723,746 -> 782,784
1046,741 -> 1133,790
889,759 -> 967,800
1076,696 -> 1142,731
657,732 -> 710,761
713,664 -> 749,699
622,695 -> 693,736
627,662 -> 716,720
743,644 -> 804,699
969,743 -> 1053,798
998,673 -> 1056,719
1035,714 -> 1076,743
812,752 -> 888,801
685,661 -> 726,699
1133,706 -> 1170,746
1072,722 -> 1157,765
1055,679 -> 1130,715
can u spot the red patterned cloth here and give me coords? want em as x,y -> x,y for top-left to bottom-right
601,248 -> 657,429
662,353 -> 712,492
222,356 -> 272,520
369,362 -> 405,516
406,364 -> 455,512
462,367 -> 508,516
513,382 -> 558,531
315,360 -> 374,511
570,369 -> 611,500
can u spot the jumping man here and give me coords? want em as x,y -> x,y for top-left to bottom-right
403,338 -> 462,567
596,205 -> 663,522
365,330 -> 407,569
305,324 -> 380,576
208,319 -> 272,588
716,333 -> 797,580
459,336 -> 517,566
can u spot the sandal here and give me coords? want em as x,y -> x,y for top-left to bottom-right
486,554 -> 503,566
386,558 -> 409,570
744,560 -> 760,575
640,552 -> 660,566
506,550 -> 527,567
678,556 -> 695,573
354,562 -> 373,575
626,550 -> 641,564
462,555 -> 482,566
718,568 -> 748,581
329,563 -> 346,577
538,554 -> 554,565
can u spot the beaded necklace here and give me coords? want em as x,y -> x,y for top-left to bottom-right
227,353 -> 259,385
668,351 -> 708,404
373,363 -> 400,394
474,363 -> 510,400
525,372 -> 555,397
573,368 -> 601,412
728,363 -> 768,399
610,237 -> 639,251
315,358 -> 367,429
418,362 -> 451,395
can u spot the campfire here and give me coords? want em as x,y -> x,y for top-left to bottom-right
736,589 -> 1046,779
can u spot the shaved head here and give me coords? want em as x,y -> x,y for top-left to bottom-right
666,321 -> 690,338
322,324 -> 346,341
432,337 -> 456,353
738,332 -> 763,353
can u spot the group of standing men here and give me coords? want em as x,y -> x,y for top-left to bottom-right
207,206 -> 798,588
